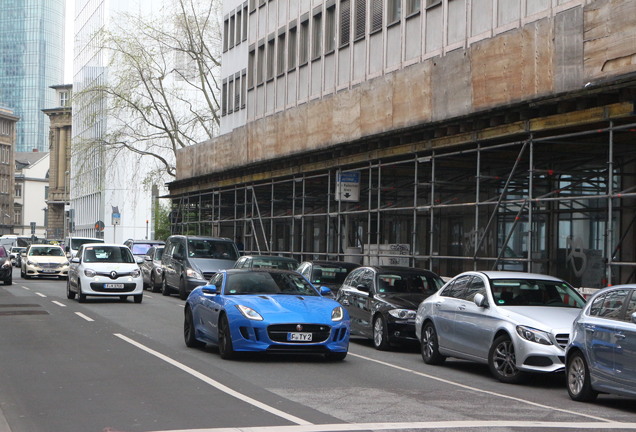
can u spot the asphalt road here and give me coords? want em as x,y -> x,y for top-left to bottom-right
1,267 -> 635,432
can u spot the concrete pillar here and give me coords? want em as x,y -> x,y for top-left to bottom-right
57,127 -> 67,189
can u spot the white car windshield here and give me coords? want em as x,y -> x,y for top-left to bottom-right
29,247 -> 65,257
490,279 -> 585,308
83,246 -> 135,263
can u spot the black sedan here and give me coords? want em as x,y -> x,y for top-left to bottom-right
336,266 -> 444,350
297,260 -> 360,296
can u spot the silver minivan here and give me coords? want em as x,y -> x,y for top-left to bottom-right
161,235 -> 239,300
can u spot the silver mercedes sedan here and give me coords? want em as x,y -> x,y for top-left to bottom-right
415,271 -> 586,384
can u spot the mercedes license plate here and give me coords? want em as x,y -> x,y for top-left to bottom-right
41,269 -> 57,273
288,332 -> 312,342
104,283 -> 124,289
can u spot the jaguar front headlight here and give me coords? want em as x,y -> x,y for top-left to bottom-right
516,325 -> 553,346
332,306 -> 345,322
236,304 -> 263,320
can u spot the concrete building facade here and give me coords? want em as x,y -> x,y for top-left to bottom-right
43,84 -> 72,240
14,152 -> 49,238
169,0 -> 636,287
0,106 -> 17,235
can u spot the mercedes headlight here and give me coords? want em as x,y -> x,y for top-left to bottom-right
516,325 -> 553,346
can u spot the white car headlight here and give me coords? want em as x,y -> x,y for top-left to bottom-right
236,304 -> 263,320
332,306 -> 345,322
131,269 -> 141,278
186,268 -> 203,279
516,325 -> 553,346
388,309 -> 416,320
27,260 -> 36,266
84,268 -> 96,277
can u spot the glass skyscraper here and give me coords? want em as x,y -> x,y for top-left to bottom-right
0,0 -> 65,152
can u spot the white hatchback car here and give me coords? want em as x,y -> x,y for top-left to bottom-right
67,243 -> 144,303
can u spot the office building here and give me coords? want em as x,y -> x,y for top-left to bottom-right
0,0 -> 65,152
170,0 -> 636,287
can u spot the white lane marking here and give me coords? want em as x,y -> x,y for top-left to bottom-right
75,312 -> 94,322
145,294 -> 153,298
21,286 -> 30,290
114,333 -> 312,426
145,421 -> 636,432
35,292 -> 46,298
348,352 -> 611,422
52,301 -> 66,307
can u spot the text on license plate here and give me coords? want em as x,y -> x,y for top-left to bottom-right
288,332 -> 312,342
41,269 -> 57,273
104,283 -> 124,289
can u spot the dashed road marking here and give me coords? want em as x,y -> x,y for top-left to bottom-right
75,312 -> 94,322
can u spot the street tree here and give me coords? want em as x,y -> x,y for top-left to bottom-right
77,0 -> 222,179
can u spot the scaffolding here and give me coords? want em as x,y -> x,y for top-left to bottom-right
169,115 -> 636,288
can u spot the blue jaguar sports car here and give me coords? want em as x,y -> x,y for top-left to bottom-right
184,268 -> 350,360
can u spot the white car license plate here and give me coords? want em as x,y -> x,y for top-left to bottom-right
288,332 -> 312,342
104,283 -> 124,289
41,269 -> 57,273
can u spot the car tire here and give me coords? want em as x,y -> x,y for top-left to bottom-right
178,277 -> 188,300
421,322 -> 446,365
77,282 -> 86,303
133,294 -> 143,304
325,351 -> 347,361
150,273 -> 160,293
4,275 -> 11,285
161,277 -> 171,296
488,334 -> 526,384
184,307 -> 204,348
66,279 -> 76,300
566,350 -> 598,402
372,315 -> 391,351
120,296 -> 128,302
20,268 -> 25,278
218,314 -> 235,360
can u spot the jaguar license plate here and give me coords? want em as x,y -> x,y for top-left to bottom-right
104,283 -> 124,289
288,332 -> 312,342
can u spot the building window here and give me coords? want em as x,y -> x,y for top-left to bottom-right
339,0 -> 351,47
248,48 -> 256,88
223,17 -> 229,52
59,90 -> 70,107
288,25 -> 297,71
266,37 -> 275,80
242,4 -> 248,41
371,0 -> 383,33
15,184 -> 21,198
221,80 -> 228,115
241,69 -> 247,109
388,0 -> 401,24
354,0 -> 366,40
257,42 -> 265,84
406,0 -> 421,15
229,14 -> 236,48
312,11 -> 322,60
325,4 -> 336,53
299,19 -> 309,65
426,0 -> 441,8
14,208 -> 20,225
236,9 -> 242,46
277,32 -> 286,75
234,73 -> 241,110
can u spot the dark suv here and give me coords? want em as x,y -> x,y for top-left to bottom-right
161,235 -> 239,299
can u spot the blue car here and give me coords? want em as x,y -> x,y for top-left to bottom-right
565,284 -> 636,401
184,269 -> 350,360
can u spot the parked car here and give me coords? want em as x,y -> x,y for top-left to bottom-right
141,245 -> 164,292
124,239 -> 165,259
234,255 -> 299,271
161,235 -> 240,300
415,271 -> 586,383
297,260 -> 360,296
9,246 -> 26,267
64,236 -> 104,258
67,243 -> 144,303
20,244 -> 69,279
0,246 -> 13,285
565,284 -> 636,402
184,269 -> 350,360
336,266 -> 444,350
